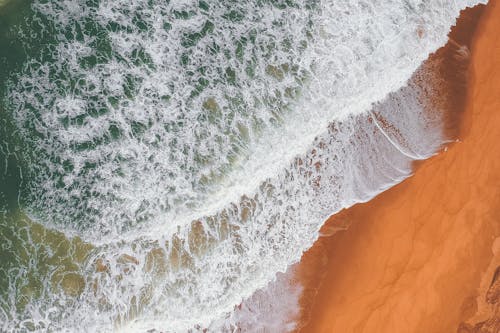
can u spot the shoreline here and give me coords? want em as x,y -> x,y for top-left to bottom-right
295,1 -> 500,332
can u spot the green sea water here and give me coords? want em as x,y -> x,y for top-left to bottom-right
0,0 -> 313,327
0,3 -> 93,328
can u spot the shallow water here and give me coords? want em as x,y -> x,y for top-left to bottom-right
0,0 -> 486,331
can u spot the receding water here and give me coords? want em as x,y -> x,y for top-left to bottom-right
0,0 -> 485,331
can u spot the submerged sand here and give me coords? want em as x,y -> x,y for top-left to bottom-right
296,1 -> 500,332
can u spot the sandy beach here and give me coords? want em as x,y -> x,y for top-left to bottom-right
296,1 -> 500,332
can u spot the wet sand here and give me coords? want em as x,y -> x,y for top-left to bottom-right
296,1 -> 500,332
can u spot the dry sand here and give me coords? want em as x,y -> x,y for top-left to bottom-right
295,1 -> 500,332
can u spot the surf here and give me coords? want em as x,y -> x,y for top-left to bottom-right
0,0 -> 486,331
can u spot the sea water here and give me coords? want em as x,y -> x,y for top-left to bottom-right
0,0 -> 485,331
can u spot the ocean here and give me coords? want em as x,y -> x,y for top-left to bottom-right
0,0 -> 485,331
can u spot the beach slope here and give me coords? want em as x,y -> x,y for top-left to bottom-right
297,1 -> 500,332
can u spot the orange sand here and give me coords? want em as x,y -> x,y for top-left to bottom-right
296,1 -> 500,332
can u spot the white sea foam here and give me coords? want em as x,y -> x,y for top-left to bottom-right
1,0 -> 485,331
